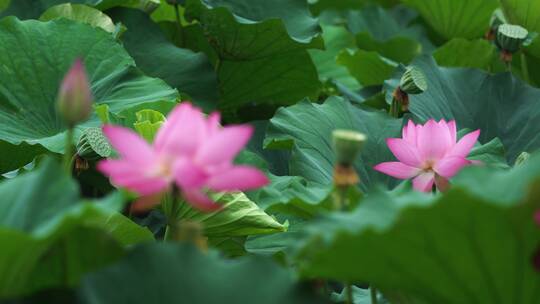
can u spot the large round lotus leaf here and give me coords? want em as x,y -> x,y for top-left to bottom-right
385,56 -> 540,163
0,17 -> 177,171
402,0 -> 498,40
79,243 -> 325,304
39,3 -> 116,33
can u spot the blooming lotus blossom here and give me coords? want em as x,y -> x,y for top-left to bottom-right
97,103 -> 269,211
374,119 -> 480,192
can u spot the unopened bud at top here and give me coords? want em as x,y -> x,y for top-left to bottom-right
399,66 -> 427,95
57,59 -> 93,127
332,130 -> 366,167
496,24 -> 528,54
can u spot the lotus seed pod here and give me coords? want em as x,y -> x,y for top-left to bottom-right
514,151 -> 530,166
496,24 -> 528,53
76,127 -> 112,160
139,0 -> 160,13
57,59 -> 93,127
332,130 -> 367,166
485,9 -> 506,40
399,66 -> 427,95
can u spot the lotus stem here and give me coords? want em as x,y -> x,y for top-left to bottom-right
63,127 -> 74,175
370,287 -> 378,304
521,52 -> 530,83
174,4 -> 182,31
345,282 -> 354,304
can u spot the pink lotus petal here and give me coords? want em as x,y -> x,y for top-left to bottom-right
183,190 -> 221,211
196,125 -> 253,165
417,119 -> 451,161
437,120 -> 454,148
207,166 -> 269,191
412,172 -> 435,192
402,120 -> 417,145
448,129 -> 480,158
115,176 -> 168,195
386,138 -> 422,167
98,160 -> 168,195
434,156 -> 470,178
154,102 -> 206,156
102,125 -> 154,164
374,162 -> 421,179
447,120 -> 457,143
97,159 -> 140,176
206,112 -> 221,137
174,158 -> 207,189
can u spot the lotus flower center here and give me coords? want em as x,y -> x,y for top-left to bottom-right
421,159 -> 436,172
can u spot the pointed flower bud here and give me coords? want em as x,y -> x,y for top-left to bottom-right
399,66 -> 427,95
57,59 -> 93,127
332,130 -> 367,167
76,127 -> 112,160
496,24 -> 528,54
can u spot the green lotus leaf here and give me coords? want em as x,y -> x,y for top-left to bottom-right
109,8 -> 219,111
309,25 -> 360,90
402,0 -> 498,40
433,38 -> 499,70
0,158 -> 153,298
79,243 -> 327,304
184,0 -> 323,109
40,3 -> 116,33
337,49 -> 397,86
0,17 -> 177,173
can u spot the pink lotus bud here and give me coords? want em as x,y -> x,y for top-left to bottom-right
57,59 -> 93,127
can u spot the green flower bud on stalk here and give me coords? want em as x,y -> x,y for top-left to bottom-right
497,24 -> 528,54
76,127 -> 112,160
57,59 -> 93,127
332,130 -> 367,167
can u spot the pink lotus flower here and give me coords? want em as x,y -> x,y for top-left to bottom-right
374,119 -> 480,192
97,103 -> 269,211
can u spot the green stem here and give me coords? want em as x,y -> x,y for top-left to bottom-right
174,4 -> 182,30
164,224 -> 172,241
336,186 -> 348,211
63,127 -> 74,175
521,52 -> 530,83
370,287 -> 378,304
345,283 -> 354,304
164,188 -> 181,242
389,98 -> 400,118
505,59 -> 512,72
